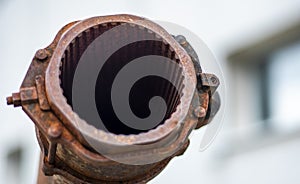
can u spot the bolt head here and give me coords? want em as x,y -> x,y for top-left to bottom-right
48,125 -> 62,139
35,49 -> 48,61
6,96 -> 13,105
210,76 -> 218,85
193,106 -> 206,118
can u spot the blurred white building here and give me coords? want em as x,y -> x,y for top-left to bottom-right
1,0 -> 300,183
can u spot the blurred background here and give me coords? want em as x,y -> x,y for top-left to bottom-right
1,0 -> 300,183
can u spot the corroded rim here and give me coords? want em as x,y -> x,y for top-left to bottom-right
45,14 -> 196,147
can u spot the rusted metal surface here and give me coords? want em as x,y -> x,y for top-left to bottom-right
35,75 -> 51,110
6,14 -> 220,183
46,14 -> 196,147
35,49 -> 49,61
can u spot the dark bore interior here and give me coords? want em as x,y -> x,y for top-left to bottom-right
60,22 -> 184,135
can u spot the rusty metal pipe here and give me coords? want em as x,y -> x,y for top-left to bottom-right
6,14 -> 220,183
59,22 -> 183,135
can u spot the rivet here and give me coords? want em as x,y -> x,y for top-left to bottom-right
193,106 -> 206,118
47,125 -> 62,139
35,49 -> 48,61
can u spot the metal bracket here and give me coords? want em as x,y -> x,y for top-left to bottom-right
35,75 -> 51,110
7,87 -> 38,107
198,73 -> 219,95
7,75 -> 50,111
174,34 -> 220,129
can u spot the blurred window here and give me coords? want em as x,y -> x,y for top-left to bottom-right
267,41 -> 300,131
6,147 -> 23,184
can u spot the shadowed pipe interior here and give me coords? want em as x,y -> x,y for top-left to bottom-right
60,23 -> 184,135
